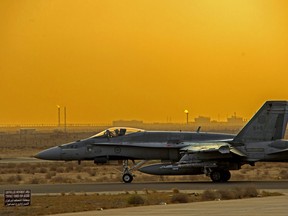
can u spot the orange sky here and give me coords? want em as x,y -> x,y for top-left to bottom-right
0,0 -> 288,124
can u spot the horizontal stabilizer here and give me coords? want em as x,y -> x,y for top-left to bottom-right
268,148 -> 288,155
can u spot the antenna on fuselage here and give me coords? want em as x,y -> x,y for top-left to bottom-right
196,126 -> 201,133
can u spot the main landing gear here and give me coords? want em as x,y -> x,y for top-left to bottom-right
209,169 -> 231,182
122,160 -> 147,183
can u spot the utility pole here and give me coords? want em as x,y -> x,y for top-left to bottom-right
57,105 -> 61,127
64,106 -> 67,132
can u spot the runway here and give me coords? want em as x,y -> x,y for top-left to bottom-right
1,181 -> 288,195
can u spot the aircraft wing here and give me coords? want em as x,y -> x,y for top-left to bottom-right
180,142 -> 246,157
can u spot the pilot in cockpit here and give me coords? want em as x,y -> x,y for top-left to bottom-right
104,128 -> 127,138
119,128 -> 126,136
104,129 -> 113,138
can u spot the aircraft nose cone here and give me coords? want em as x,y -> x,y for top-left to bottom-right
35,146 -> 62,160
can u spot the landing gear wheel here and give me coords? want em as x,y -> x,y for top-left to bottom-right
210,170 -> 222,182
210,170 -> 231,182
221,170 -> 231,182
122,173 -> 133,183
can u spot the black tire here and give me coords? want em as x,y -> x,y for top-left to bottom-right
122,173 -> 133,183
210,170 -> 222,182
221,170 -> 231,182
210,170 -> 231,182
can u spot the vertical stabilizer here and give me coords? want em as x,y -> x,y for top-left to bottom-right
233,101 -> 288,143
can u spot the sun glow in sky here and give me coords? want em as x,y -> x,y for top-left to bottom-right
0,0 -> 288,124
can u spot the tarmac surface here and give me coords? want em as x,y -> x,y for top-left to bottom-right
48,195 -> 288,216
1,181 -> 288,195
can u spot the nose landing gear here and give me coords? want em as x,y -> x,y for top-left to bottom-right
122,173 -> 133,183
122,160 -> 148,183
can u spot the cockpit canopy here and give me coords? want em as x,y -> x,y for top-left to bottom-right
91,127 -> 145,138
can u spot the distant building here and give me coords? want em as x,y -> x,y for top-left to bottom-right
19,128 -> 36,135
112,120 -> 144,127
227,114 -> 244,124
194,116 -> 211,124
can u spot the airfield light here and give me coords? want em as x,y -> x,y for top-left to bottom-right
184,109 -> 189,124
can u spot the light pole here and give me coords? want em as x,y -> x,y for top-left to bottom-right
57,105 -> 61,127
184,109 -> 189,124
64,106 -> 67,132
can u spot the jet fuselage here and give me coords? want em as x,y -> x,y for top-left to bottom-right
35,128 -> 235,163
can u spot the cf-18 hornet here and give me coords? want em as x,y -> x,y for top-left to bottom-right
35,101 -> 288,183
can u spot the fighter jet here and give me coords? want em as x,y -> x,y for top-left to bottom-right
35,101 -> 288,183
35,127 -> 234,183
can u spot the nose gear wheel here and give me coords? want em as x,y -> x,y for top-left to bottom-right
122,159 -> 148,183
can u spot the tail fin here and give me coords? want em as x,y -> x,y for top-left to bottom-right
233,101 -> 288,143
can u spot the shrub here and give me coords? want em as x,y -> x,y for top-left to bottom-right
201,190 -> 220,201
127,194 -> 145,205
97,176 -> 109,182
65,164 -> 74,172
279,170 -> 288,179
172,188 -> 180,193
261,190 -> 283,197
218,189 -> 238,200
56,167 -> 64,173
7,175 -> 22,184
88,169 -> 96,176
30,177 -> 45,184
171,193 -> 189,203
38,167 -> 48,173
46,171 -> 56,179
239,187 -> 258,198
51,176 -> 73,183
202,187 -> 259,201
143,188 -> 149,194
75,166 -> 82,172
7,163 -> 16,169
24,167 -> 35,174
16,168 -> 22,174
49,165 -> 58,172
